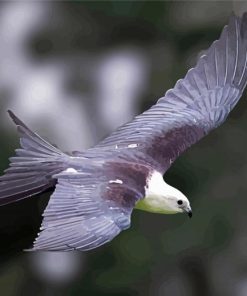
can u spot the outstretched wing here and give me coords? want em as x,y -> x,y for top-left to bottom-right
31,163 -> 144,251
86,13 -> 247,173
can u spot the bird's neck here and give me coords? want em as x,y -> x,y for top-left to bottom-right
134,171 -> 178,214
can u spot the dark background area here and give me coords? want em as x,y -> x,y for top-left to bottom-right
0,1 -> 247,296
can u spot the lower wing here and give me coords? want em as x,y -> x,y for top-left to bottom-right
31,165 -> 142,251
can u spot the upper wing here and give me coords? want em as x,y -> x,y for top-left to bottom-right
85,13 -> 247,173
31,162 -> 144,251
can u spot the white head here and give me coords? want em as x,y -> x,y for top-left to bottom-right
135,171 -> 192,217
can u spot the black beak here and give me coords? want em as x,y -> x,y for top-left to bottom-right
187,210 -> 192,218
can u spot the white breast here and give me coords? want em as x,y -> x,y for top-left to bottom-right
145,171 -> 167,197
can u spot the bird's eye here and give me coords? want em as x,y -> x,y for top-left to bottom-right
177,200 -> 183,205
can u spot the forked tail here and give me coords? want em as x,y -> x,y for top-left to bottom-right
0,111 -> 68,206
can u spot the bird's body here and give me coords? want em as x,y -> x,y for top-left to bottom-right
1,13 -> 247,251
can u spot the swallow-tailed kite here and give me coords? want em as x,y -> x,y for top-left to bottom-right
1,13 -> 247,251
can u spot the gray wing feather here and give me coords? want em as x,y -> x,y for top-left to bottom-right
31,169 -> 134,251
85,13 -> 247,173
33,216 -> 122,251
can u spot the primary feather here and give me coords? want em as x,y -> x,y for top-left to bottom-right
86,13 -> 247,173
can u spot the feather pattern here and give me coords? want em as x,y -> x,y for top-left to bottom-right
31,165 -> 141,251
84,13 -> 247,173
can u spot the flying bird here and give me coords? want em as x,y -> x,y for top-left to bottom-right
1,13 -> 247,251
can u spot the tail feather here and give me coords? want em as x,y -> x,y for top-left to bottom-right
8,110 -> 64,156
0,111 -> 69,206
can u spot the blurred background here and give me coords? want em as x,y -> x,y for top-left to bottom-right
0,1 -> 247,295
